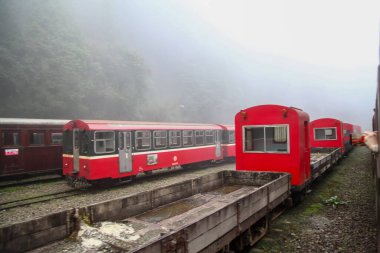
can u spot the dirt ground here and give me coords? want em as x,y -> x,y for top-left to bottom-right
250,146 -> 377,253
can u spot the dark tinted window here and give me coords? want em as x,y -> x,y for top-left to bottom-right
51,133 -> 62,145
2,132 -> 20,146
63,131 -> 73,154
30,132 -> 45,145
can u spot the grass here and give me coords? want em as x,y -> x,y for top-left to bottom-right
251,147 -> 370,252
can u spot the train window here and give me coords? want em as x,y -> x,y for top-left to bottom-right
94,131 -> 115,154
135,131 -> 151,151
30,132 -> 45,145
245,127 -> 264,152
266,126 -> 288,151
228,131 -> 235,144
153,131 -> 167,149
195,130 -> 205,145
169,130 -> 181,147
183,130 -> 194,146
51,133 -> 63,145
244,125 -> 288,153
63,131 -> 73,154
315,128 -> 337,140
2,132 -> 20,146
80,131 -> 91,154
205,130 -> 214,144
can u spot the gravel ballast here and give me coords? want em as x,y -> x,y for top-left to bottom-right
0,164 -> 234,227
252,146 -> 377,253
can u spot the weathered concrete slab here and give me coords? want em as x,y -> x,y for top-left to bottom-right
2,170 -> 291,253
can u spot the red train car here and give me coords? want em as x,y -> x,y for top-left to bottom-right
62,120 -> 235,185
0,118 -> 67,177
352,124 -> 363,145
235,105 -> 310,191
343,123 -> 354,153
221,124 -> 235,160
310,118 -> 344,154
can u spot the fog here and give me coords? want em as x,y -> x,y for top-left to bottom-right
0,0 -> 378,130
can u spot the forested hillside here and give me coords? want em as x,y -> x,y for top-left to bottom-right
0,0 -> 252,124
0,0 -> 154,120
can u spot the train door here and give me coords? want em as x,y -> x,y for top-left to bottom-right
303,121 -> 310,179
118,131 -> 132,173
215,130 -> 222,158
73,128 -> 80,173
1,130 -> 22,175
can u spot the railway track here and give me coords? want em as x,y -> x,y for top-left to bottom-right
0,174 -> 63,188
0,189 -> 81,211
0,163 -> 234,212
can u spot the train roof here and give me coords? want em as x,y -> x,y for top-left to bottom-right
0,118 -> 69,126
64,119 -> 227,131
310,118 -> 343,125
236,104 -> 310,122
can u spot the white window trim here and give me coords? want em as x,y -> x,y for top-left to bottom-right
205,130 -> 215,145
94,131 -> 115,154
169,130 -> 182,148
135,131 -> 151,151
314,127 -> 337,140
153,130 -> 167,149
242,124 -> 290,154
183,130 -> 194,147
195,130 -> 205,145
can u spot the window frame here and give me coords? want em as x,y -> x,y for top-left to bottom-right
29,131 -> 45,146
94,131 -> 115,154
205,130 -> 215,145
243,124 -> 290,154
228,130 -> 235,144
1,131 -> 21,146
182,130 -> 194,147
195,130 -> 205,146
314,127 -> 337,140
169,130 -> 181,148
135,130 -> 152,151
153,130 -> 167,149
50,132 -> 63,145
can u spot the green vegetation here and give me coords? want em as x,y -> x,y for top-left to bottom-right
323,195 -> 348,208
251,147 -> 376,252
0,0 -> 149,120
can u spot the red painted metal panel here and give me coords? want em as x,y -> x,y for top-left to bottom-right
310,118 -> 344,153
235,104 -> 310,188
70,146 -> 219,181
0,119 -> 67,177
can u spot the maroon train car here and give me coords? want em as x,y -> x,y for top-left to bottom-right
235,104 -> 311,191
310,118 -> 344,154
62,120 -> 235,185
0,118 -> 68,177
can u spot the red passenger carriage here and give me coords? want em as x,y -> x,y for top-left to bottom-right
0,118 -> 67,177
62,120 -> 235,185
220,124 -> 236,159
235,105 -> 310,191
310,118 -> 344,154
352,124 -> 363,145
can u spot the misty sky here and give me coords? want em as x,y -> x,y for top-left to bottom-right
82,0 -> 379,129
